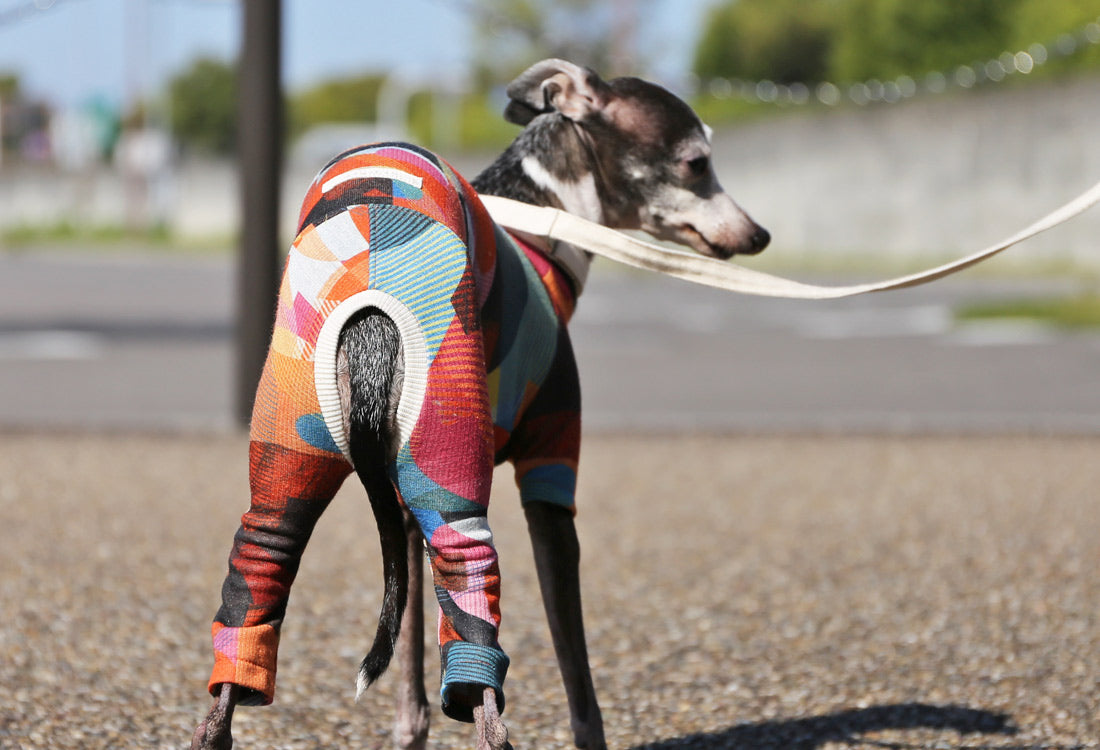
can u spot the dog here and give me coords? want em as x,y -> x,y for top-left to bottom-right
191,58 -> 769,750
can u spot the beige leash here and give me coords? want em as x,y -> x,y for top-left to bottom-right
480,179 -> 1100,299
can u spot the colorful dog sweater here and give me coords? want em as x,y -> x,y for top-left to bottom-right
207,143 -> 581,722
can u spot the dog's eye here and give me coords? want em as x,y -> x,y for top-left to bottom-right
686,156 -> 709,178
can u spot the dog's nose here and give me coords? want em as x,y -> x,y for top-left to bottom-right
749,225 -> 770,254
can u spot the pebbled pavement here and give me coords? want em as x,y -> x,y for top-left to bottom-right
1,432 -> 1096,748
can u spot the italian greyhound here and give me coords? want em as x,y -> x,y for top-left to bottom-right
191,58 -> 768,750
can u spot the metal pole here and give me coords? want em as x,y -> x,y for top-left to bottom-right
235,0 -> 282,427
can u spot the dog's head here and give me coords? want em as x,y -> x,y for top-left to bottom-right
505,59 -> 769,258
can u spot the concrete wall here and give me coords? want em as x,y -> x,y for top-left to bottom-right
2,75 -> 1098,265
713,75 -> 1100,265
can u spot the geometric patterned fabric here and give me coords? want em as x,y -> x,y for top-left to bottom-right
206,143 -> 581,722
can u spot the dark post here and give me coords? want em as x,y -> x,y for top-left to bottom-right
235,0 -> 282,426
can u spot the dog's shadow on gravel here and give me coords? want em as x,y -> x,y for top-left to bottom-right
631,703 -> 1022,749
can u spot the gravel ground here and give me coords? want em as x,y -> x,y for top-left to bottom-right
0,432 -> 1097,749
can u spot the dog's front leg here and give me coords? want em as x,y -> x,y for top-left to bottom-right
190,683 -> 239,750
473,687 -> 511,750
392,505 -> 431,750
525,502 -> 606,750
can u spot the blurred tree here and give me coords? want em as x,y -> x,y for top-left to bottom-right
0,73 -> 22,155
693,0 -> 1099,87
0,73 -> 18,100
288,73 -> 386,137
1009,0 -> 1100,72
693,0 -> 836,84
168,57 -> 237,154
470,0 -> 652,84
406,88 -> 434,145
829,0 -> 1020,82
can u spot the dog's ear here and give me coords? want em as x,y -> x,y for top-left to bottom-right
504,59 -> 608,124
503,99 -> 542,126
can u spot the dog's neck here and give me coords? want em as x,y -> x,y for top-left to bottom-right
473,117 -> 598,294
515,156 -> 604,225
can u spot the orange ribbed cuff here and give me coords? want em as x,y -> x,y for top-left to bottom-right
208,622 -> 280,705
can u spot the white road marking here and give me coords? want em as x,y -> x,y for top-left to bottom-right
0,331 -> 106,360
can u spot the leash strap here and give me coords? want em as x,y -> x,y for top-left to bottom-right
480,179 -> 1100,299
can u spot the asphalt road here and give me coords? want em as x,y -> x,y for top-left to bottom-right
1,250 -> 1099,434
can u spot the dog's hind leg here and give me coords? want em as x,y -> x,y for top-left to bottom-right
525,502 -> 606,750
341,299 -> 512,748
194,347 -> 353,745
190,683 -> 238,750
392,505 -> 431,750
473,686 -> 511,750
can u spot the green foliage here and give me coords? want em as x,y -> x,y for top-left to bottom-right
285,70 -> 516,155
288,73 -> 386,138
0,73 -> 21,153
694,0 -> 1100,86
166,61 -> 386,156
168,57 -> 237,155
458,92 -> 523,151
694,0 -> 836,84
0,73 -> 19,100
402,91 -> 517,152
689,93 -> 777,126
471,0 -> 650,83
2,220 -> 173,248
1008,0 -> 1100,73
830,0 -> 1018,81
956,295 -> 1100,329
406,90 -> 434,146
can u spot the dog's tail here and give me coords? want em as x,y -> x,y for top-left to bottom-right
352,463 -> 407,698
340,310 -> 409,699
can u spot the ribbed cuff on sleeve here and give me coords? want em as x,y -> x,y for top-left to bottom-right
439,641 -> 510,723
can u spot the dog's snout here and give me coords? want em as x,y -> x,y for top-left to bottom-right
748,225 -> 770,254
